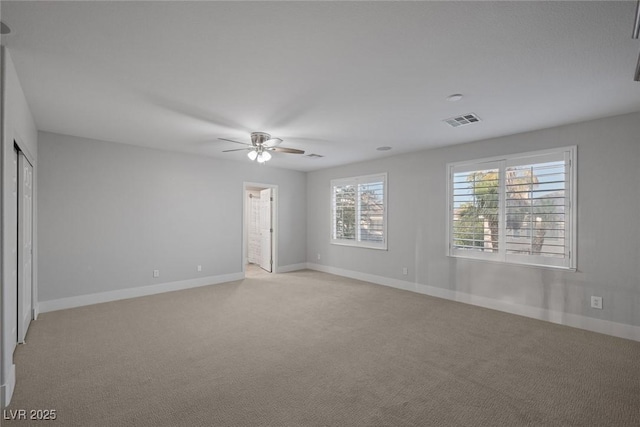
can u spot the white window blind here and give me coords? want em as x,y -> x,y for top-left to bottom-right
451,162 -> 501,259
331,173 -> 387,249
448,147 -> 575,269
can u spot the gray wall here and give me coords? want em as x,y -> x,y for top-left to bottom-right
307,113 -> 640,328
38,131 -> 306,301
1,47 -> 38,405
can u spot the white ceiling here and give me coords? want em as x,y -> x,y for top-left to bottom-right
2,1 -> 639,171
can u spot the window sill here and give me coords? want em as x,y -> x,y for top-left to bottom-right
331,241 -> 388,251
447,254 -> 577,272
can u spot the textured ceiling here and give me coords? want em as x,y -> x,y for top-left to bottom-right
2,1 -> 639,171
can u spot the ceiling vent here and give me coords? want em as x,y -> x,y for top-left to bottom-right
305,154 -> 324,159
443,113 -> 481,128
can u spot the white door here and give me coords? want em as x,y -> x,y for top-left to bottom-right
18,153 -> 34,343
9,149 -> 19,348
247,192 -> 261,264
259,188 -> 272,272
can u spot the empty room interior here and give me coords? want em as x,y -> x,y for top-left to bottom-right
1,1 -> 640,426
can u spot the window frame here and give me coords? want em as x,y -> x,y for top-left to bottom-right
330,172 -> 388,250
447,146 -> 576,270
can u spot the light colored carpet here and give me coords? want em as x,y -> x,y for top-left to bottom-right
5,267 -> 640,426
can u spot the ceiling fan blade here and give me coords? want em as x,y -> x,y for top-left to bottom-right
263,138 -> 283,147
269,146 -> 305,154
222,148 -> 252,153
218,138 -> 252,146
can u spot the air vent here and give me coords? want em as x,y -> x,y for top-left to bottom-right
443,113 -> 481,128
305,154 -> 324,159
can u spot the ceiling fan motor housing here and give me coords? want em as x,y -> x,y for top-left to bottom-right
251,132 -> 271,146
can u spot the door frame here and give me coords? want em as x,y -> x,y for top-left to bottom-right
242,182 -> 278,274
16,149 -> 34,343
14,141 -> 36,342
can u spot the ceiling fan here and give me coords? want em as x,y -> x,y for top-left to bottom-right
219,132 -> 305,163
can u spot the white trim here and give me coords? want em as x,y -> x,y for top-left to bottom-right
277,263 -> 308,273
568,147 -> 577,270
38,272 -> 245,313
447,146 -> 576,270
330,172 -> 387,250
330,172 -> 386,186
330,241 -> 388,251
17,152 -> 34,344
305,263 -> 640,343
1,364 -> 16,406
447,146 -> 575,169
243,182 -> 278,273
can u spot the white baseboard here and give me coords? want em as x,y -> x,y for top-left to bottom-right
38,272 -> 245,313
1,364 -> 16,406
38,264 -> 310,314
277,263 -> 308,273
306,263 -> 640,342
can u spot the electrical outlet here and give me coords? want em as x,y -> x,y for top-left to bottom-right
317,253 -> 321,260
402,267 -> 408,275
197,265 -> 202,272
153,270 -> 160,278
590,296 -> 603,309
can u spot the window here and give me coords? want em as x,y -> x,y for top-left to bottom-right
448,147 -> 576,269
331,173 -> 387,249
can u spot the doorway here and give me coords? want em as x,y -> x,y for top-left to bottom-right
14,145 -> 34,344
243,183 -> 278,274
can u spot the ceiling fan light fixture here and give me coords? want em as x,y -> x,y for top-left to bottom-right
257,151 -> 272,163
220,132 -> 302,162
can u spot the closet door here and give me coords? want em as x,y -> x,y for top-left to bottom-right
18,153 -> 34,343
